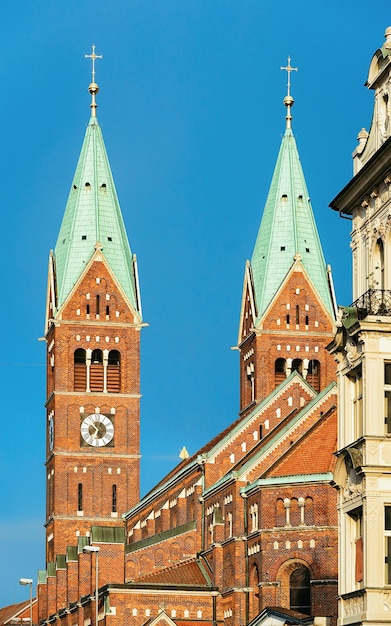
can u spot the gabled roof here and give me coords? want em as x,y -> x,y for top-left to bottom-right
248,606 -> 314,626
127,371 -> 317,516
54,115 -> 140,314
142,611 -> 216,626
237,381 -> 336,479
250,128 -> 333,322
0,599 -> 37,626
263,403 -> 337,478
204,380 -> 337,494
135,557 -> 213,587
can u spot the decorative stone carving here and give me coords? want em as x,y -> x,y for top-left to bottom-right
342,457 -> 363,502
384,591 -> 391,611
343,593 -> 364,616
346,336 -> 358,365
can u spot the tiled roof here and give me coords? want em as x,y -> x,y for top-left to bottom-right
136,372 -> 315,507
0,599 -> 35,626
135,558 -> 212,587
248,606 -> 314,626
264,405 -> 337,478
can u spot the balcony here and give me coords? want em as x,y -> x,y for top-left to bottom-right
351,289 -> 391,318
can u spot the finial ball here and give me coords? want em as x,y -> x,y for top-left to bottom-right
88,82 -> 99,95
284,95 -> 294,108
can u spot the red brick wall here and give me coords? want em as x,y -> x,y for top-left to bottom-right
239,266 -> 335,413
45,259 -> 141,559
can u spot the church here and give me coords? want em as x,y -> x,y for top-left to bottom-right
3,25 -> 391,626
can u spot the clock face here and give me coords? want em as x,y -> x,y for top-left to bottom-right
80,413 -> 114,447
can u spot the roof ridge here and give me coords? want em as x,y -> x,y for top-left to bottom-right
134,373 -> 315,509
234,382 -> 337,479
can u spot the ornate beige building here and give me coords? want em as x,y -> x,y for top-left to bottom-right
329,26 -> 391,626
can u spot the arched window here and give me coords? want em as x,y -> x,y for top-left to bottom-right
249,564 -> 260,620
112,484 -> 117,513
90,349 -> 104,392
307,359 -> 320,392
290,565 -> 310,614
227,511 -> 233,539
107,350 -> 121,392
292,359 -> 303,375
276,498 -> 285,527
78,483 -> 83,512
374,238 -> 385,290
74,349 -> 87,391
275,358 -> 286,386
91,349 -> 103,363
74,347 -> 121,394
250,503 -> 259,532
305,497 -> 314,525
290,498 -> 300,527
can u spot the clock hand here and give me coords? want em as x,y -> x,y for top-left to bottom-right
91,423 -> 100,438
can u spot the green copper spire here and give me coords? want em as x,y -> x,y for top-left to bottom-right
250,62 -> 333,322
54,51 -> 140,316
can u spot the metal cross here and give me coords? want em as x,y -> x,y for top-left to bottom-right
280,56 -> 298,97
85,45 -> 103,83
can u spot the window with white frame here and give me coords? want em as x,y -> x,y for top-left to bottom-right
351,367 -> 363,440
385,506 -> 391,584
250,503 -> 258,532
227,511 -> 233,538
385,363 -> 391,434
348,507 -> 363,587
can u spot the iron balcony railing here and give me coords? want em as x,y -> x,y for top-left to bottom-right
351,289 -> 391,318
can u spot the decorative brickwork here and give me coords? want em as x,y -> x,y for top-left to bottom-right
30,71 -> 340,626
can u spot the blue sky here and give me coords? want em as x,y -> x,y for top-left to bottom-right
0,0 -> 384,608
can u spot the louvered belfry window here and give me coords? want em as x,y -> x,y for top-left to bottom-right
307,359 -> 320,392
74,349 -> 87,391
107,350 -> 121,393
74,348 -> 121,393
90,349 -> 104,392
275,358 -> 286,386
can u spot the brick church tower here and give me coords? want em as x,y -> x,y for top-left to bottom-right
44,52 -> 143,562
32,54 -> 339,626
238,59 -> 337,416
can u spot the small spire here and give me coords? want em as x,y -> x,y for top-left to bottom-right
85,45 -> 103,117
280,56 -> 298,130
179,446 -> 190,460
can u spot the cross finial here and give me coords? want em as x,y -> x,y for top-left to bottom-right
280,57 -> 298,130
280,56 -> 298,97
85,44 -> 103,84
84,45 -> 103,117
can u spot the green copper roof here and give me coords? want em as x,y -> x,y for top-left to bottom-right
251,128 -> 333,321
54,116 -> 140,314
